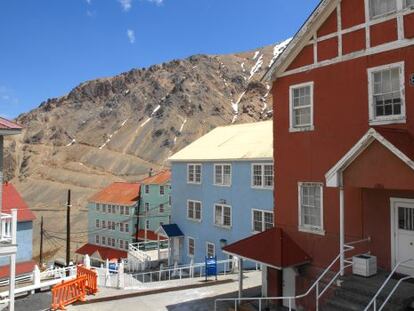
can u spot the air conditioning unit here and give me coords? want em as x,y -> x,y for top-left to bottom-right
352,254 -> 377,277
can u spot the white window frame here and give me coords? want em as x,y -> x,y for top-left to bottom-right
289,81 -> 314,132
213,203 -> 232,228
125,206 -> 130,216
160,185 -> 165,195
206,242 -> 215,258
368,0 -> 398,19
368,62 -> 406,125
96,203 -> 100,212
125,223 -> 129,233
95,219 -> 100,228
145,202 -> 150,212
405,0 -> 414,8
214,164 -> 232,187
251,163 -> 274,189
119,240 -> 124,249
251,209 -> 274,233
188,237 -> 195,257
187,164 -> 202,184
145,185 -> 149,194
298,182 -> 325,235
95,235 -> 100,244
159,204 -> 164,213
102,236 -> 106,245
146,220 -> 150,229
120,223 -> 124,232
187,200 -> 202,222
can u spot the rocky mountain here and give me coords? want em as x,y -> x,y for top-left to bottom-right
4,38 -> 290,261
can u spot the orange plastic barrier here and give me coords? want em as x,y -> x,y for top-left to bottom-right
77,265 -> 98,295
51,275 -> 87,310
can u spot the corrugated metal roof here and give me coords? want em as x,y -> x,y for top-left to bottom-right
140,170 -> 171,185
169,121 -> 273,162
76,243 -> 127,261
2,183 -> 36,222
0,117 -> 22,130
89,182 -> 140,205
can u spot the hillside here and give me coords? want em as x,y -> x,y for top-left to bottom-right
4,38 -> 290,261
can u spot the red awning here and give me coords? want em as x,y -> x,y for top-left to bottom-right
223,228 -> 311,270
0,260 -> 36,279
76,244 -> 127,261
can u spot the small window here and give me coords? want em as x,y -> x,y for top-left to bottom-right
96,219 -> 100,228
188,164 -> 202,184
160,185 -> 165,195
188,237 -> 195,257
206,242 -> 215,258
95,235 -> 100,244
125,240 -> 129,250
120,206 -> 124,215
120,240 -> 124,249
96,203 -> 100,212
368,63 -> 405,125
146,220 -> 150,229
102,204 -> 107,213
252,210 -> 274,232
369,0 -> 396,19
102,220 -> 106,228
252,164 -> 274,189
214,164 -> 232,186
159,204 -> 164,213
299,183 -> 324,234
120,223 -> 124,232
214,204 -> 232,228
290,82 -> 314,131
169,195 -> 172,206
145,185 -> 149,194
111,238 -> 115,247
125,223 -> 129,233
145,202 -> 150,212
102,236 -> 106,245
187,200 -> 202,221
406,0 -> 414,7
125,206 -> 130,216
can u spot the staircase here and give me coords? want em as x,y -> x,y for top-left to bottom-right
322,271 -> 414,311
127,244 -> 152,272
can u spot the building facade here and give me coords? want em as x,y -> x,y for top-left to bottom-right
224,0 -> 414,308
169,121 -> 274,266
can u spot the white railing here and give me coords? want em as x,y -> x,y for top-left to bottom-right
134,240 -> 169,252
364,258 -> 414,311
214,238 -> 371,311
128,243 -> 152,263
39,266 -> 76,281
125,259 -> 235,288
0,213 -> 13,243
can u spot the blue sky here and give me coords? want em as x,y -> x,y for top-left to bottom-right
0,0 -> 319,119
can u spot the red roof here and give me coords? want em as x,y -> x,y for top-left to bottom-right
89,182 -> 140,205
0,117 -> 22,130
2,183 -> 35,222
133,230 -> 167,241
76,244 -> 127,261
223,228 -> 311,269
0,260 -> 36,279
140,170 -> 171,185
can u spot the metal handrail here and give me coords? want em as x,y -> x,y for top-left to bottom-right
128,244 -> 151,262
214,237 -> 371,311
364,258 -> 414,311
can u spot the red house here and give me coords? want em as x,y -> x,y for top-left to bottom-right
223,0 -> 414,309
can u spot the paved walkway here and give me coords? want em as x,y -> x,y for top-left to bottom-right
68,271 -> 262,311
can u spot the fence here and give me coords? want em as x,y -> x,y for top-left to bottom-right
77,266 -> 98,295
51,275 -> 87,310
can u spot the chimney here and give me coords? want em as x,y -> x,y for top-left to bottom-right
148,168 -> 153,177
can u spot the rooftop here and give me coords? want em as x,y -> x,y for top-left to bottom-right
169,121 -> 273,162
76,243 -> 127,261
2,183 -> 36,222
140,170 -> 171,185
0,117 -> 22,135
89,182 -> 140,206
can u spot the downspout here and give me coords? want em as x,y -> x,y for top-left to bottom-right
339,172 -> 345,276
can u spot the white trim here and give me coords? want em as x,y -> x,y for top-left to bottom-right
187,236 -> 195,258
251,209 -> 274,233
325,128 -> 414,187
213,203 -> 232,229
206,241 -> 215,258
170,157 -> 273,163
213,163 -> 232,187
367,61 -> 406,125
186,199 -> 202,222
337,3 -> 342,57
251,163 -> 274,190
298,182 -> 325,235
289,81 -> 314,132
187,163 -> 202,184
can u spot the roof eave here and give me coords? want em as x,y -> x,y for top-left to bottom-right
169,157 -> 273,163
0,129 -> 22,136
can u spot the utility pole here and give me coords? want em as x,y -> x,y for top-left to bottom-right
66,189 -> 71,267
39,216 -> 44,266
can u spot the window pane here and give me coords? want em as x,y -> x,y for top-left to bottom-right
223,206 -> 231,226
223,165 -> 231,185
406,0 -> 414,7
253,165 -> 262,186
195,165 -> 201,183
370,0 -> 396,18
215,165 -> 223,184
300,184 -> 322,230
215,205 -> 222,225
264,165 -> 274,187
253,210 -> 263,232
372,67 -> 402,118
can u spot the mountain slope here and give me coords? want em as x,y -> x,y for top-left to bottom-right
5,39 -> 290,261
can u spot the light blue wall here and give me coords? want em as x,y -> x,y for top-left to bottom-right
171,161 -> 273,267
0,221 -> 33,266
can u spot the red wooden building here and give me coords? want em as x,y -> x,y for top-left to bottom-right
223,0 -> 414,308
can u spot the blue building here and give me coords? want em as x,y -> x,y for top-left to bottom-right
168,121 -> 274,267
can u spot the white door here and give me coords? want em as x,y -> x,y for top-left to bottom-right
282,268 -> 296,309
173,237 -> 180,262
394,201 -> 414,276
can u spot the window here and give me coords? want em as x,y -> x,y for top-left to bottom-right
160,221 -> 164,226
96,219 -> 100,228
125,206 -> 130,216
299,183 -> 324,234
252,164 -> 274,189
188,237 -> 195,257
125,240 -> 129,250
214,164 -> 232,186
290,82 -> 314,131
252,210 -> 274,232
125,223 -> 129,233
187,200 -> 202,221
95,235 -> 100,244
102,236 -> 106,245
145,185 -> 149,194
146,220 -> 150,229
206,242 -> 215,258
159,204 -> 164,213
102,220 -> 106,228
214,204 -> 232,228
145,202 -> 150,212
102,204 -> 107,213
368,62 -> 405,125
169,195 -> 172,206
168,215 -> 172,224
369,0 -> 397,19
120,206 -> 124,215
111,238 -> 115,247
120,223 -> 124,232
120,240 -> 124,249
160,185 -> 165,195
96,203 -> 100,212
406,0 -> 414,7
187,164 -> 202,184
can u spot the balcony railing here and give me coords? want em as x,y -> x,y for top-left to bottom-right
0,210 -> 17,245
